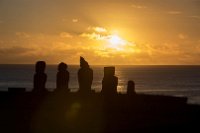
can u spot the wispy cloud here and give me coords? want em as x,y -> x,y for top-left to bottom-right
178,33 -> 188,39
60,32 -> 73,38
81,32 -> 106,40
72,19 -> 78,23
131,4 -> 147,9
81,26 -> 109,40
15,32 -> 30,38
189,15 -> 200,19
80,26 -> 135,55
1,31 -> 200,64
167,11 -> 182,15
87,26 -> 107,33
0,46 -> 33,55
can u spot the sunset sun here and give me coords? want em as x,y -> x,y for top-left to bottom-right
108,34 -> 126,50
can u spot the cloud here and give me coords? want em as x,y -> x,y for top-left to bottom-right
1,26 -> 200,65
143,42 -> 200,65
87,26 -> 107,33
178,33 -> 188,39
167,11 -> 182,15
0,46 -> 33,55
189,15 -> 200,19
80,26 -> 136,58
72,19 -> 78,23
60,32 -> 73,38
80,26 -> 109,40
80,27 -> 111,40
81,32 -> 106,40
131,4 -> 147,9
15,32 -> 30,38
93,27 -> 107,33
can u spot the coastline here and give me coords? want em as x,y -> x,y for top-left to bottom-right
0,90 -> 199,132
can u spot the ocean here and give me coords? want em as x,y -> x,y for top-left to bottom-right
0,65 -> 200,104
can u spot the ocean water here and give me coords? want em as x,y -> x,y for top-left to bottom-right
0,65 -> 200,104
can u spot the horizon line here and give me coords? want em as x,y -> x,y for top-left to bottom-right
0,64 -> 200,66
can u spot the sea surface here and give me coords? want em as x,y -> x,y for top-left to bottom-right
0,65 -> 200,104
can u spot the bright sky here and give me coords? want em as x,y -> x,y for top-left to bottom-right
0,0 -> 200,65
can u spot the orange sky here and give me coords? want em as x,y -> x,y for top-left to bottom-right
0,0 -> 200,65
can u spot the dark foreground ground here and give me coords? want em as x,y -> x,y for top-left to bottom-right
0,90 -> 200,133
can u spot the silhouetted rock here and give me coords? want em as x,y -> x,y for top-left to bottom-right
33,61 -> 47,92
78,57 -> 93,93
56,62 -> 69,91
127,80 -> 136,95
0,92 -> 193,133
101,67 -> 118,95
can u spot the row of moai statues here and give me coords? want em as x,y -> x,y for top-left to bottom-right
33,57 -> 136,95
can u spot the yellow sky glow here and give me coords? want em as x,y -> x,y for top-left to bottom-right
0,0 -> 200,65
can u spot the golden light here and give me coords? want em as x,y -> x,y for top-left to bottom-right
81,27 -> 136,56
108,34 -> 126,50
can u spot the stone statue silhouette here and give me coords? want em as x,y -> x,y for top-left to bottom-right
127,80 -> 136,95
33,61 -> 47,92
102,67 -> 118,95
56,62 -> 69,91
78,57 -> 93,93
